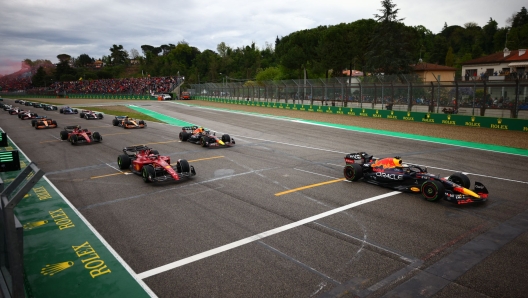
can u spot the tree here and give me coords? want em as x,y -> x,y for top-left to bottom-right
31,66 -> 47,87
130,49 -> 140,59
109,44 -> 129,65
445,47 -> 455,66
75,54 -> 93,67
366,0 -> 414,75
141,45 -> 155,56
511,7 -> 528,28
57,54 -> 71,62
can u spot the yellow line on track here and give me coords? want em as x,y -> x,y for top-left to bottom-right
133,140 -> 179,146
275,178 -> 346,196
91,172 -> 127,179
188,156 -> 224,162
102,132 -> 131,136
40,140 -> 61,143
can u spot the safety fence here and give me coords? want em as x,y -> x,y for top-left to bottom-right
189,76 -> 528,119
196,97 -> 528,132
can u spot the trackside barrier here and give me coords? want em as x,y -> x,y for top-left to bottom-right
0,129 -> 154,297
198,97 -> 528,132
2,95 -> 154,100
0,162 -> 44,298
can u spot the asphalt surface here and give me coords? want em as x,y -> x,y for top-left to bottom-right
2,99 -> 528,298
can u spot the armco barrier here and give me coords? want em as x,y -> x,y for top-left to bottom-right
199,97 -> 528,132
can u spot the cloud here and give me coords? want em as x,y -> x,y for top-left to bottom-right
0,0 -> 525,75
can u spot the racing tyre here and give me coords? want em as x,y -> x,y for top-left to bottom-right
70,134 -> 78,145
344,164 -> 363,181
139,120 -> 145,126
421,180 -> 445,202
448,172 -> 470,188
60,109 -> 64,113
51,120 -> 57,127
142,165 -> 155,183
201,137 -> 209,147
117,154 -> 131,170
74,109 -> 78,114
150,149 -> 159,155
98,113 -> 103,119
177,159 -> 190,173
60,130 -> 69,140
31,120 -> 37,127
112,119 -> 119,126
93,132 -> 102,142
221,134 -> 231,143
179,132 -> 189,141
80,112 -> 85,118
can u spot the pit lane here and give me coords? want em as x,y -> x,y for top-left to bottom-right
2,98 -> 528,298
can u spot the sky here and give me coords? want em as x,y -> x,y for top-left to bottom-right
0,0 -> 525,76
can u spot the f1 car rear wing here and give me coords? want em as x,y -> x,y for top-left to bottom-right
181,126 -> 199,131
122,145 -> 152,154
64,125 -> 81,130
345,152 -> 374,164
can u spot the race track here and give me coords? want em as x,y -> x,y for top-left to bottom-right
2,99 -> 528,298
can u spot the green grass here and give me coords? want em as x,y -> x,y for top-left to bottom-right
76,106 -> 163,123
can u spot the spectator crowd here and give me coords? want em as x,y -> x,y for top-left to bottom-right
1,73 -> 182,96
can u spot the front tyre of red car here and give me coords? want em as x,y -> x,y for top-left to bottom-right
344,164 -> 363,181
60,131 -> 68,140
117,154 -> 131,170
69,134 -> 78,145
142,165 -> 155,183
176,159 -> 190,173
421,180 -> 445,202
93,132 -> 102,142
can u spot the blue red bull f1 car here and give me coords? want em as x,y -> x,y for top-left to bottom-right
343,152 -> 488,204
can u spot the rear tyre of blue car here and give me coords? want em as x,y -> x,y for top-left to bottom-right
421,180 -> 445,202
344,164 -> 362,181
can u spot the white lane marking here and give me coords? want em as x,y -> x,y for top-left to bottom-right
137,191 -> 400,279
105,162 -> 133,175
232,134 -> 347,154
413,164 -> 528,185
294,168 -> 340,180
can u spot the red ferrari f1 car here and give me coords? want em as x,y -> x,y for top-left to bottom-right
179,126 -> 235,148
59,125 -> 102,145
343,152 -> 488,204
117,145 -> 196,183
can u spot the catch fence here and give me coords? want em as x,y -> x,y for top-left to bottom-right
190,75 -> 528,119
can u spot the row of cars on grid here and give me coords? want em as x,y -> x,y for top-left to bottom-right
2,99 -> 489,203
3,99 -> 195,183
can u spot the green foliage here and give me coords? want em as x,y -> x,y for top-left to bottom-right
109,44 -> 129,65
54,61 -> 77,81
96,70 -> 113,79
75,54 -> 93,67
34,5 -> 528,83
255,67 -> 281,81
59,74 -> 76,81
